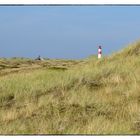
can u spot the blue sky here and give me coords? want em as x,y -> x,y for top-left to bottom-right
0,6 -> 140,59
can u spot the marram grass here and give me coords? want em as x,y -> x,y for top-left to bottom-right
0,42 -> 140,134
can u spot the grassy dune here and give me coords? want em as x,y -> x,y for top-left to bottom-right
0,41 -> 140,134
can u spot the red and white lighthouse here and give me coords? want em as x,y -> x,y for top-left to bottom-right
98,46 -> 102,59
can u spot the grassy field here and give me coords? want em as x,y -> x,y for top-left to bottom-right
0,41 -> 140,134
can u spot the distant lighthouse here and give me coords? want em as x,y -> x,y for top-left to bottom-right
98,46 -> 102,59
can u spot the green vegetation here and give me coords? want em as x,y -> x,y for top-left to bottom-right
0,41 -> 140,134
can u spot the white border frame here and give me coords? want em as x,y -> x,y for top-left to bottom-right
0,0 -> 140,4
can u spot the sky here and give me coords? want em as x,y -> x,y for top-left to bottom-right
0,6 -> 140,59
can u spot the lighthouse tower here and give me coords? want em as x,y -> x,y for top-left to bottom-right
98,46 -> 102,59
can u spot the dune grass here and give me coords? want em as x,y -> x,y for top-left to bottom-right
0,41 -> 140,134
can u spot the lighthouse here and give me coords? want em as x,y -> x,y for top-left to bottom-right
98,46 -> 102,59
